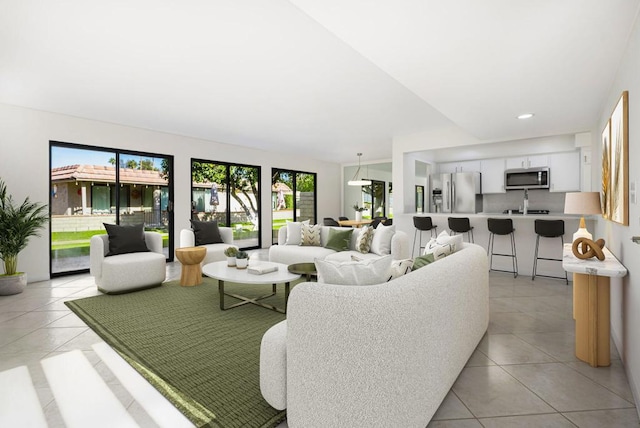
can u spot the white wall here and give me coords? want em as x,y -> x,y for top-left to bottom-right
593,10 -> 640,413
0,103 -> 341,282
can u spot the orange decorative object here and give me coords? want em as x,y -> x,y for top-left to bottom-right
572,237 -> 606,260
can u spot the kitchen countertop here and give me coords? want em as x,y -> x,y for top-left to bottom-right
414,212 -> 586,220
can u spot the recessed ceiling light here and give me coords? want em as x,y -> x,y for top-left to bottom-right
517,113 -> 535,120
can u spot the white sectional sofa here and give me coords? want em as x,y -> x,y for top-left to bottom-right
268,225 -> 410,264
260,243 -> 489,427
179,227 -> 236,265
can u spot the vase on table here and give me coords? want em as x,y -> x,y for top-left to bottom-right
227,256 -> 236,267
355,211 -> 363,221
236,258 -> 248,269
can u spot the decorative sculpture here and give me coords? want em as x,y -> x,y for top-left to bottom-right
572,237 -> 606,261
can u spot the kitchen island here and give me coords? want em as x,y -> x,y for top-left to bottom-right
395,212 -> 594,279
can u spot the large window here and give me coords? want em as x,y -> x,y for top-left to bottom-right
272,169 -> 316,244
362,179 -> 386,218
191,159 -> 261,249
50,142 -> 174,276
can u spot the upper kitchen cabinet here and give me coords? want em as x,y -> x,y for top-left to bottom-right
438,160 -> 481,174
480,158 -> 507,193
506,155 -> 548,169
549,151 -> 581,192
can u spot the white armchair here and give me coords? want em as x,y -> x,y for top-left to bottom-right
90,231 -> 166,294
179,227 -> 236,265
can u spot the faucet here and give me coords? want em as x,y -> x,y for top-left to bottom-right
523,189 -> 529,215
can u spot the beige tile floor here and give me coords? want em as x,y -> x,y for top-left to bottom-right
0,255 -> 638,427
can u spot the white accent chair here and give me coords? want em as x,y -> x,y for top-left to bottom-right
90,232 -> 166,294
179,227 -> 236,265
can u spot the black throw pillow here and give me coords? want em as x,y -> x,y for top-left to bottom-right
103,223 -> 150,256
190,219 -> 224,246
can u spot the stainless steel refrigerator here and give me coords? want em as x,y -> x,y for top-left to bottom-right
429,172 -> 483,213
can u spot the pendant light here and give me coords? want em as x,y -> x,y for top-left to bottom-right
348,153 -> 372,186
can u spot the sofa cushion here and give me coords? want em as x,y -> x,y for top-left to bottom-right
388,259 -> 414,280
355,225 -> 374,254
324,228 -> 353,252
190,219 -> 224,245
412,253 -> 436,271
300,223 -> 322,246
316,255 -> 392,285
424,230 -> 462,260
103,223 -> 150,256
286,220 -> 310,245
325,251 -> 380,263
370,224 -> 395,256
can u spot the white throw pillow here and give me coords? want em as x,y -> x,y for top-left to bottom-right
423,238 -> 453,260
388,259 -> 414,281
370,224 -> 395,256
316,255 -> 392,286
285,220 -> 309,246
423,230 -> 461,260
436,230 -> 463,252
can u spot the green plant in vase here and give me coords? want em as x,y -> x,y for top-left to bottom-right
224,246 -> 238,266
235,250 -> 249,269
0,179 -> 48,295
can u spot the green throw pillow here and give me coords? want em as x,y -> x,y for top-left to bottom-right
324,228 -> 353,252
412,253 -> 435,271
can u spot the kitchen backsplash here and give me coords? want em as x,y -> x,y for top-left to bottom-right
482,189 -> 566,214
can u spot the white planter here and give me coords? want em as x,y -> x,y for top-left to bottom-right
236,258 -> 248,269
0,272 -> 27,295
355,211 -> 363,221
227,256 -> 237,267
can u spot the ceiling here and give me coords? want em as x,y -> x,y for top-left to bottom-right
1,0 -> 638,163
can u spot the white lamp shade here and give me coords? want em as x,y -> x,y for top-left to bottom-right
564,192 -> 601,242
564,192 -> 602,215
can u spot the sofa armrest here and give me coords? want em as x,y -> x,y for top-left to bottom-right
260,320 -> 288,410
390,230 -> 410,260
89,235 -> 108,278
219,227 -> 234,244
179,229 -> 195,248
144,231 -> 164,254
277,226 -> 287,245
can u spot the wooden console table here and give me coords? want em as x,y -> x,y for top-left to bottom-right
562,244 -> 627,367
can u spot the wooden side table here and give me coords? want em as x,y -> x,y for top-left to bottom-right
562,244 -> 627,367
176,247 -> 207,286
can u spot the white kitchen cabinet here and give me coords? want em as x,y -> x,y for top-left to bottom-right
505,155 -> 549,169
438,160 -> 481,174
480,158 -> 507,193
549,151 -> 581,192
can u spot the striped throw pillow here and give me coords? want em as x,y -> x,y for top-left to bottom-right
300,223 -> 322,246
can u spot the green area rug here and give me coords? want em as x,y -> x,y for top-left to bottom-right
65,277 -> 288,428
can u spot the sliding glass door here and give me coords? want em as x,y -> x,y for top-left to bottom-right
50,142 -> 174,276
191,159 -> 261,249
272,169 -> 316,244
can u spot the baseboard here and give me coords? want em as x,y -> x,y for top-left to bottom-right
611,325 -> 640,419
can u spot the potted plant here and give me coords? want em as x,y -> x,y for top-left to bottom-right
353,204 -> 365,221
235,250 -> 249,269
0,179 -> 48,295
224,246 -> 238,267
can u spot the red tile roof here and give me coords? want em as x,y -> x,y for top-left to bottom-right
51,165 -> 168,185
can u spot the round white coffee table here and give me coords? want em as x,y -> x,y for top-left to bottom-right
202,261 -> 300,313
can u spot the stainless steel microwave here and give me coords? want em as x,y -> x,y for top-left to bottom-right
504,167 -> 550,190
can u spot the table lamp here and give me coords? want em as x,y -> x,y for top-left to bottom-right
564,192 -> 602,241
